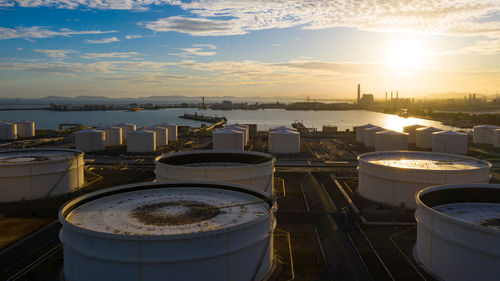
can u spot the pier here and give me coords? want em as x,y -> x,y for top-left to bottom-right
179,113 -> 226,123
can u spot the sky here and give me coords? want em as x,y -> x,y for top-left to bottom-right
0,0 -> 499,99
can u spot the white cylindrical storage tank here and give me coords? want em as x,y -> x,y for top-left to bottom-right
213,128 -> 244,151
158,123 -> 178,142
101,126 -> 122,147
114,123 -> 136,142
0,122 -> 17,140
75,129 -> 106,153
127,130 -> 156,153
403,124 -> 425,144
0,148 -> 84,202
374,130 -> 409,151
473,125 -> 499,144
415,184 -> 500,281
416,127 -> 443,149
148,126 -> 168,148
155,150 -> 275,195
363,127 -> 385,148
227,124 -> 249,146
432,130 -> 468,155
268,129 -> 300,154
355,124 -> 376,143
16,121 -> 35,138
493,129 -> 500,148
59,181 -> 276,281
358,151 -> 490,208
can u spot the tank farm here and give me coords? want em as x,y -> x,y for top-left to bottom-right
0,121 -> 498,281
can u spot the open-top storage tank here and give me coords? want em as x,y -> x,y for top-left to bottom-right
415,184 -> 500,281
0,148 -> 84,202
155,150 -> 274,195
358,151 -> 490,208
59,181 -> 276,281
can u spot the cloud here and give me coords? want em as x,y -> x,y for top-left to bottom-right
2,0 -> 180,10
0,59 -> 171,75
85,37 -> 120,44
81,52 -> 140,59
94,73 -> 188,83
3,1 -> 498,39
142,16 -> 245,36
0,61 -> 84,76
0,26 -> 116,40
125,34 -> 142,39
170,44 -> 217,57
34,49 -> 75,59
140,1 -> 500,38
192,43 -> 216,50
462,39 -> 500,55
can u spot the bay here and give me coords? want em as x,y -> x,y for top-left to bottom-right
0,108 -> 455,132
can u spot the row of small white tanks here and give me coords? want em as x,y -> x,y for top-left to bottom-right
0,121 -> 36,140
357,150 -> 499,281
75,123 -> 178,153
212,124 -> 300,154
0,147 -> 276,281
355,123 -> 468,154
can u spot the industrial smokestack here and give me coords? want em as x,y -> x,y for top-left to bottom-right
357,84 -> 361,104
391,91 -> 393,101
396,91 -> 399,100
385,91 -> 388,103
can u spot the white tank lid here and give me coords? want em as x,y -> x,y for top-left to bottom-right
357,123 -> 377,128
433,130 -> 467,136
359,151 -> 490,170
365,126 -> 384,131
0,122 -> 14,126
214,128 -> 243,135
0,149 -> 82,165
99,125 -> 120,130
270,126 -> 296,131
376,130 -> 408,136
416,126 -> 442,132
270,129 -> 299,135
130,129 -> 154,134
75,129 -> 104,134
66,187 -> 269,235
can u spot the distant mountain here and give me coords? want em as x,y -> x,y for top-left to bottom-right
0,94 -> 309,105
74,95 -> 111,100
41,96 -> 72,100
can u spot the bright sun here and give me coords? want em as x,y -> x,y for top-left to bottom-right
387,38 -> 424,69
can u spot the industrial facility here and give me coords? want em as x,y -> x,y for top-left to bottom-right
0,119 -> 499,281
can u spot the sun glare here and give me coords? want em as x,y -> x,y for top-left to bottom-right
387,38 -> 424,70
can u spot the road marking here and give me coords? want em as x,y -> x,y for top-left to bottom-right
320,183 -> 336,209
299,183 -> 310,212
315,228 -> 333,281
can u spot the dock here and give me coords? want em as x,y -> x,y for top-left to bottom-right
179,113 -> 226,123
